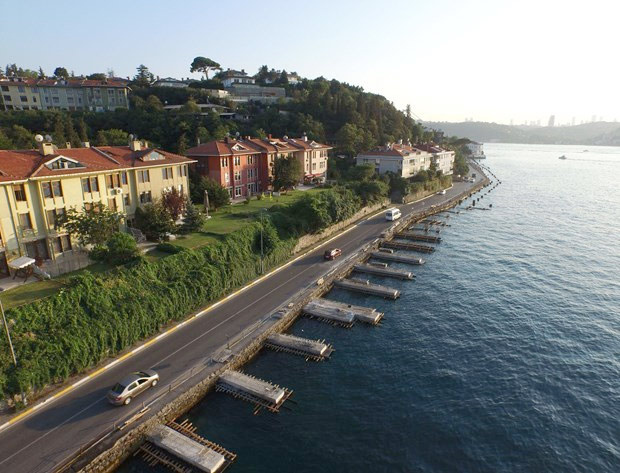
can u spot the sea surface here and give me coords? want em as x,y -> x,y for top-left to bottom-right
119,143 -> 620,472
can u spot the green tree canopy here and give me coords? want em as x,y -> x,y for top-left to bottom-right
190,57 -> 221,79
133,64 -> 154,87
57,203 -> 123,246
53,67 -> 69,79
273,156 -> 303,191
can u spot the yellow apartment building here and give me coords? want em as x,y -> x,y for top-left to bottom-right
0,139 -> 195,277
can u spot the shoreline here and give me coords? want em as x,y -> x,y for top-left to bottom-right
70,170 -> 491,473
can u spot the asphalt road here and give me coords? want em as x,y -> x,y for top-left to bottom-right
0,176 -> 483,473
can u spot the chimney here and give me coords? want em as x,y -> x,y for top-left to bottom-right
129,140 -> 142,151
197,137 -> 201,146
65,142 -> 71,149
141,140 -> 149,149
302,132 -> 308,142
82,141 -> 90,148
398,139 -> 403,145
39,142 -> 55,156
268,134 -> 272,140
224,136 -> 230,143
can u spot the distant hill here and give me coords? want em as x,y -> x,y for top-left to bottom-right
424,121 -> 620,146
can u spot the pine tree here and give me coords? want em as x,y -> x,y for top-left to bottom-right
64,116 -> 81,147
95,130 -> 108,146
52,115 -> 66,146
77,118 -> 89,143
181,201 -> 206,233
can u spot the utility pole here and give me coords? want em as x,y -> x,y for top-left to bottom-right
260,209 -> 264,274
203,189 -> 210,219
0,289 -> 25,404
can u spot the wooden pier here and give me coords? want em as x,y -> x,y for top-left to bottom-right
333,278 -> 400,299
397,231 -> 441,243
409,225 -> 441,234
265,333 -> 334,361
369,250 -> 425,265
143,421 -> 236,473
304,298 -> 384,325
382,241 -> 435,253
216,370 -> 293,414
353,263 -> 414,280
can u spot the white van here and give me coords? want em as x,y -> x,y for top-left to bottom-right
385,208 -> 402,221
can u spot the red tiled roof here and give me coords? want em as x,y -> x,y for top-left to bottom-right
0,146 -> 194,182
285,136 -> 331,150
186,139 -> 261,157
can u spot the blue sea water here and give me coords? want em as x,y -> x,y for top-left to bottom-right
120,143 -> 620,472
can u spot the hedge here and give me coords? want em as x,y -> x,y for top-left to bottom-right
0,221 -> 295,399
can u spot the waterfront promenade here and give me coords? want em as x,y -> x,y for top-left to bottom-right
0,174 -> 484,473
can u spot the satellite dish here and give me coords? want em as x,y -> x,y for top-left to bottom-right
35,134 -> 44,143
44,134 -> 53,142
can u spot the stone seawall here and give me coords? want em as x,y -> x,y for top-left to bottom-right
74,171 -> 492,473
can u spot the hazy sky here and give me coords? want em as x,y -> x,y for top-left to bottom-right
1,0 -> 618,125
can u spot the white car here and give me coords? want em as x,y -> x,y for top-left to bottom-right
437,190 -> 446,195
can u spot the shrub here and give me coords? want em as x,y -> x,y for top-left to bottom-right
156,242 -> 184,254
105,232 -> 140,265
135,200 -> 175,241
89,245 -> 108,261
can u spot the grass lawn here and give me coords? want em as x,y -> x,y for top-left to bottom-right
0,261 -> 113,310
175,188 -> 324,249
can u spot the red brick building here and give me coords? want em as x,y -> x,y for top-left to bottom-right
186,135 -> 331,197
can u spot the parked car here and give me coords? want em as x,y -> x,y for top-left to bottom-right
107,370 -> 159,406
437,190 -> 446,195
324,248 -> 342,260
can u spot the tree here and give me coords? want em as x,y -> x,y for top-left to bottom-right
190,173 -> 230,209
179,99 -> 201,114
95,130 -> 108,146
76,118 -> 89,142
335,123 -> 364,156
56,203 -> 123,247
38,66 -> 46,79
190,57 -> 221,79
52,115 -> 67,146
86,73 -> 107,80
145,94 -> 164,112
346,163 -> 375,181
134,200 -> 175,241
104,232 -> 140,265
64,115 -> 80,147
176,133 -> 188,155
162,187 -> 185,221
180,201 -> 206,233
53,67 -> 69,79
133,64 -> 154,87
273,156 -> 303,191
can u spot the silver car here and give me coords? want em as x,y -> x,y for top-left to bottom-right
107,370 -> 159,406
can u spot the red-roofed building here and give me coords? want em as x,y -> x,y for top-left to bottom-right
186,134 -> 331,196
0,140 -> 194,275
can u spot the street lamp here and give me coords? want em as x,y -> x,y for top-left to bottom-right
259,208 -> 267,274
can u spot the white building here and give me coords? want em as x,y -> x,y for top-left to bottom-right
221,70 -> 255,88
152,77 -> 188,88
356,141 -> 454,177
466,142 -> 485,159
355,142 -> 432,178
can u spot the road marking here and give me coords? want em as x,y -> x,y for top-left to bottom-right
0,207 -> 381,434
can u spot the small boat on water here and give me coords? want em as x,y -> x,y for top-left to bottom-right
558,155 -> 567,160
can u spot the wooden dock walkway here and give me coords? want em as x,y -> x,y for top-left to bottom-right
397,232 -> 441,243
265,333 -> 334,361
369,250 -> 425,265
353,263 -> 414,280
333,278 -> 400,299
304,298 -> 384,325
382,241 -> 435,254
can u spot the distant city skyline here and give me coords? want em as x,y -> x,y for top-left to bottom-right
1,0 -> 618,125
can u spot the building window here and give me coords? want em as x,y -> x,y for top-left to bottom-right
234,171 -> 241,181
17,86 -> 25,93
90,176 -> 99,192
13,184 -> 27,201
178,165 -> 187,177
234,186 -> 242,197
139,191 -> 152,203
312,162 -> 317,171
3,95 -> 10,102
121,171 -> 128,185
46,208 -> 65,228
106,174 -> 120,189
234,156 -> 241,166
138,170 -> 150,183
124,194 -> 130,206
52,181 -> 63,197
52,234 -> 72,254
107,198 -> 117,211
81,178 -> 90,193
19,213 -> 32,229
162,167 -> 173,180
42,182 -> 53,198
20,95 -> 28,102
1,86 -> 8,91
52,96 -> 60,104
